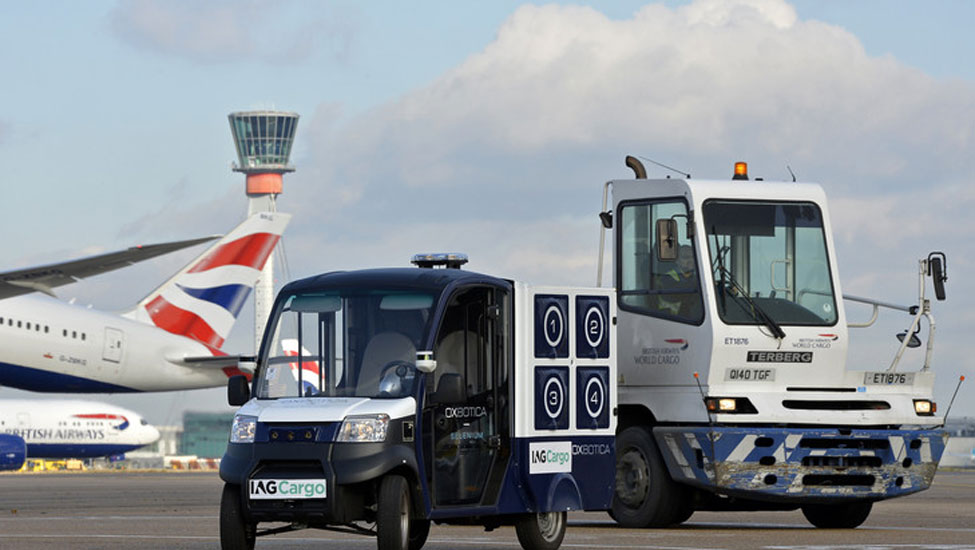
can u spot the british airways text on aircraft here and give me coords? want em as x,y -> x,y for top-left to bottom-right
0,212 -> 290,393
0,399 -> 159,461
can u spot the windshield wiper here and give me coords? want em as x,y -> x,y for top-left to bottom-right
712,259 -> 786,340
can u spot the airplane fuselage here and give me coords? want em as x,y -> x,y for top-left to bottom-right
0,399 -> 160,458
0,295 -> 230,392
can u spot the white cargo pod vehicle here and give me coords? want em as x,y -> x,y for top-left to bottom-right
601,158 -> 950,528
220,254 -> 617,550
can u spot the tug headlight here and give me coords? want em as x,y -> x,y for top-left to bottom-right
913,399 -> 936,416
705,396 -> 758,414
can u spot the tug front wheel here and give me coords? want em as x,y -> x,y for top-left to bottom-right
219,483 -> 256,550
611,426 -> 691,527
801,501 -> 873,528
515,511 -> 566,550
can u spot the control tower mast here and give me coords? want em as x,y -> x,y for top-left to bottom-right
228,110 -> 299,351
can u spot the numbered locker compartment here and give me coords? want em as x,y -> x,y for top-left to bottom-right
576,296 -> 609,359
534,294 -> 569,358
576,366 -> 610,429
530,291 -> 614,433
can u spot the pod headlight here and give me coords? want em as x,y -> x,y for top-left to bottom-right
336,414 -> 389,442
230,415 -> 257,443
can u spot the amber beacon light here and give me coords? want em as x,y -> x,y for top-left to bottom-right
732,161 -> 749,180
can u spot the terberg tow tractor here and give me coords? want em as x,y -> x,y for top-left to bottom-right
220,255 -> 617,550
601,157 -> 949,528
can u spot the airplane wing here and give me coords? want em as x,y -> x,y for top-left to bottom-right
0,235 -> 220,300
174,355 -> 243,368
170,354 -> 255,375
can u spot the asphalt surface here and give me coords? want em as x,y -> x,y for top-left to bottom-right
1,470 -> 973,550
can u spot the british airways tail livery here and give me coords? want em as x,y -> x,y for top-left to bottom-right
0,212 -> 290,393
0,399 -> 159,470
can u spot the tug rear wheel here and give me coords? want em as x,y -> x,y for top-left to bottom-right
801,501 -> 873,528
515,511 -> 566,550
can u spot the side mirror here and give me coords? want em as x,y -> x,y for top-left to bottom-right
928,252 -> 947,301
896,330 -> 922,348
415,351 -> 437,373
228,374 -> 250,406
656,218 -> 678,261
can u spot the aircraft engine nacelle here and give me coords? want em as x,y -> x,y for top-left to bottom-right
0,433 -> 27,471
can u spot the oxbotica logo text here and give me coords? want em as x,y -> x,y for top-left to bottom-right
529,441 -> 572,474
249,479 -> 327,500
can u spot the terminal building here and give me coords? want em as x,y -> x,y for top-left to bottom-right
180,412 -> 236,458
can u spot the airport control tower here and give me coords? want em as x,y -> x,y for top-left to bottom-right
228,110 -> 299,350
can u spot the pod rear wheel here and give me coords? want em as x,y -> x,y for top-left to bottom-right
515,511 -> 566,550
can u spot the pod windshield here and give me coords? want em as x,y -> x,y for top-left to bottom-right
255,289 -> 436,399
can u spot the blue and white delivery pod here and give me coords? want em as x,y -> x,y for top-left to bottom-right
219,256 -> 617,550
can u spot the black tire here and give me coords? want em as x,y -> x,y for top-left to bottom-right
378,475 -> 412,550
611,426 -> 689,527
801,501 -> 873,528
515,511 -> 566,550
408,518 -> 430,550
220,484 -> 255,550
671,503 -> 695,526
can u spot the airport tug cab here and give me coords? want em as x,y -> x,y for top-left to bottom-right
603,158 -> 949,529
220,254 -> 617,550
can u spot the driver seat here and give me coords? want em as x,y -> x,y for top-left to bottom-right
358,332 -> 415,395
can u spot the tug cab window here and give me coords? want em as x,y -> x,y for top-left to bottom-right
618,199 -> 703,324
704,200 -> 837,326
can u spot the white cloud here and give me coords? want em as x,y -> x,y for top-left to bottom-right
109,0 -> 354,64
299,0 -> 972,213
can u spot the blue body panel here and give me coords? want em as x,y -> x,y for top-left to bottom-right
654,425 -> 948,502
0,362 -> 135,393
513,436 -> 616,512
425,435 -> 615,520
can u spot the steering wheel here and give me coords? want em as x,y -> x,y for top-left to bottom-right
379,360 -> 415,379
378,360 -> 416,397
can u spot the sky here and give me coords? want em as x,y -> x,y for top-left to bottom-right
0,0 -> 973,425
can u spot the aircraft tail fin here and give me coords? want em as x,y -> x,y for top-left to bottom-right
124,212 -> 291,349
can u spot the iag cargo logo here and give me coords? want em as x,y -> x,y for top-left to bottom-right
249,479 -> 327,500
528,441 -> 572,474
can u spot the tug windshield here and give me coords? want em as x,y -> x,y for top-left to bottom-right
255,289 -> 436,399
704,200 -> 837,326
